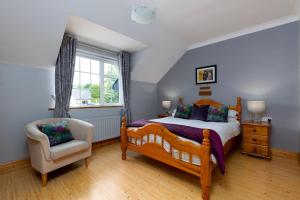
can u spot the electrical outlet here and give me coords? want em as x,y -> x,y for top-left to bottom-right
262,116 -> 272,122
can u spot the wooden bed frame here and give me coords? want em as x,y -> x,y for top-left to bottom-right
121,97 -> 242,200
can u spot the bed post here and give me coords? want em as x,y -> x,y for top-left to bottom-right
236,97 -> 242,122
201,129 -> 211,200
121,114 -> 127,160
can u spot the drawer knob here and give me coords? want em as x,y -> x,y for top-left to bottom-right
253,129 -> 256,132
253,138 -> 257,142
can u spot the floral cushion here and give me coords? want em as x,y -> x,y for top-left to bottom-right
207,105 -> 229,122
174,104 -> 192,119
38,121 -> 74,147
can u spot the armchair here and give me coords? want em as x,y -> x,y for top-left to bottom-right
25,118 -> 94,186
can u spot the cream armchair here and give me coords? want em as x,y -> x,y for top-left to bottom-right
25,118 -> 94,186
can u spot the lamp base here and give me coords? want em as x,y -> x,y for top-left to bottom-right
250,119 -> 263,124
250,113 -> 263,123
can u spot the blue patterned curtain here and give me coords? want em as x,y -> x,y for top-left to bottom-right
119,51 -> 131,122
54,34 -> 77,118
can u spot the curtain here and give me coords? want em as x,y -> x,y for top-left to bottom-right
54,34 -> 77,118
119,51 -> 132,123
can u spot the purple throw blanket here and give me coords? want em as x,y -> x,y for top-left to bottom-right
128,119 -> 225,174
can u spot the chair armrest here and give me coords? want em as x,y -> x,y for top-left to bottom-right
67,119 -> 94,144
25,123 -> 51,161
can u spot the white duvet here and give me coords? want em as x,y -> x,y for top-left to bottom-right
127,117 -> 240,165
150,117 -> 240,145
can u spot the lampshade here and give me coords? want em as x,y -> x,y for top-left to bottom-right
247,101 -> 266,113
131,5 -> 156,24
162,100 -> 172,110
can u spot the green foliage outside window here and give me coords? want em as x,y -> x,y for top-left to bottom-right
82,80 -> 119,104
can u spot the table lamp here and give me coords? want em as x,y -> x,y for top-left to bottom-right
247,100 -> 266,123
162,100 -> 172,115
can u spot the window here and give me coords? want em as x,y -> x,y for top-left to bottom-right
71,47 -> 122,107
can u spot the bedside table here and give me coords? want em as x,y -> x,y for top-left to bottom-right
157,114 -> 170,118
241,121 -> 271,159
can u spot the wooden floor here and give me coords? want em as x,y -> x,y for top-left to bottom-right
1,143 -> 300,200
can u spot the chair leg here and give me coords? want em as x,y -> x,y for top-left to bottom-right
42,173 -> 47,187
85,158 -> 89,168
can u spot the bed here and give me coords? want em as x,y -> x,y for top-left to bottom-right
120,97 -> 242,200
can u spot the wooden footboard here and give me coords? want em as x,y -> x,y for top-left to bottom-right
121,116 -> 212,200
120,97 -> 242,200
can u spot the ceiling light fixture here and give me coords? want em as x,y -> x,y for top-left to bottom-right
131,5 -> 156,24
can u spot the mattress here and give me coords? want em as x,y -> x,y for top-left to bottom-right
128,117 -> 240,165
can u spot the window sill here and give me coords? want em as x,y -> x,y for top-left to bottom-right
48,105 -> 123,111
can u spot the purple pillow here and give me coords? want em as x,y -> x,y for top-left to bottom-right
190,105 -> 209,121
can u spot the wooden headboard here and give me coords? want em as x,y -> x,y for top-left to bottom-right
194,97 -> 242,122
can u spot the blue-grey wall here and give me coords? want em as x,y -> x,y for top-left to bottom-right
158,22 -> 300,152
298,22 -> 300,155
130,80 -> 157,121
0,64 -> 54,163
1,22 -> 299,163
0,63 -> 157,163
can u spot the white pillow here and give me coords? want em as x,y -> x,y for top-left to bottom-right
228,109 -> 238,119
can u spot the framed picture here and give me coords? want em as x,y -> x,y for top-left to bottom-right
195,65 -> 217,84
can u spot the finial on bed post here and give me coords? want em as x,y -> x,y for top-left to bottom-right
203,129 -> 210,147
121,114 -> 127,160
121,114 -> 127,127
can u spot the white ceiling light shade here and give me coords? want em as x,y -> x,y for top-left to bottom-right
131,5 -> 156,24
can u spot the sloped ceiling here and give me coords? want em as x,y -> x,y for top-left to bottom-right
0,0 -> 68,68
0,0 -> 298,83
66,16 -> 148,53
143,0 -> 297,43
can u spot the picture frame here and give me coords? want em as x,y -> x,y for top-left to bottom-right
195,65 -> 217,85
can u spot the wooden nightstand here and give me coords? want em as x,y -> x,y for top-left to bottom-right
241,121 -> 271,159
157,114 -> 170,118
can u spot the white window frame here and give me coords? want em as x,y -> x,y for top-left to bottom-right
72,49 -> 123,108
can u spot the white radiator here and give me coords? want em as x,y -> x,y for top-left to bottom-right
83,116 -> 121,142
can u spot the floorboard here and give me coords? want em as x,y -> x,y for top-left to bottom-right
0,143 -> 299,200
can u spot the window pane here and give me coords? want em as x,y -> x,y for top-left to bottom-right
104,63 -> 119,78
80,73 -> 90,87
104,77 -> 119,103
80,88 -> 92,105
73,72 -> 80,88
80,57 -> 90,73
91,74 -> 99,85
104,63 -> 111,76
91,74 -> 100,104
75,57 -> 79,71
91,60 -> 100,74
111,65 -> 119,78
89,84 -> 100,104
71,88 -> 80,107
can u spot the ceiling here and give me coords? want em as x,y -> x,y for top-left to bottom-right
124,0 -> 297,43
0,0 -> 299,83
